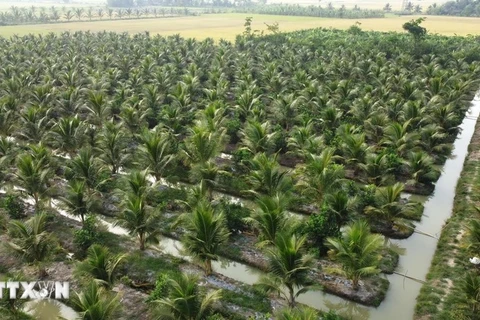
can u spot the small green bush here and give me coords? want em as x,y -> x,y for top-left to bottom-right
216,199 -> 250,233
73,215 -> 99,257
146,271 -> 180,303
302,206 -> 340,255
1,195 -> 24,219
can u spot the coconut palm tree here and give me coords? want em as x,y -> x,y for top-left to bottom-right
115,192 -> 160,251
325,190 -> 356,225
151,272 -> 222,320
177,201 -> 230,275
73,8 -> 84,21
364,183 -> 418,227
271,93 -> 303,130
97,121 -> 129,175
7,213 -> 54,277
467,219 -> 480,254
248,152 -> 293,197
339,132 -> 371,173
122,169 -> 151,199
0,137 -> 17,181
75,244 -> 125,289
461,272 -> 480,312
58,179 -> 99,225
17,105 -> 50,143
182,125 -> 226,194
245,193 -> 293,246
83,91 -> 111,129
276,306 -> 319,320
14,153 -> 51,211
419,124 -> 451,157
137,128 -> 175,182
404,151 -> 440,185
326,220 -> 384,289
72,282 -> 121,320
48,115 -> 85,158
66,148 -> 107,191
240,120 -> 277,155
382,121 -> 419,157
287,120 -> 324,158
359,153 -> 393,186
256,232 -> 315,307
296,149 -> 345,207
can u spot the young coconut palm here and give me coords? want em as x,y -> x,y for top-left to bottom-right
287,120 -> 324,158
152,272 -> 222,320
72,282 -> 121,320
14,153 -> 51,211
58,179 -> 100,225
75,244 -> 125,289
276,306 -> 319,320
97,121 -> 129,175
364,182 -> 418,227
122,169 -> 151,199
467,219 -> 480,254
404,151 -> 440,185
245,193 -> 293,246
359,152 -> 394,186
7,213 -> 54,277
115,193 -> 160,251
461,272 -> 480,312
325,220 -> 384,289
240,120 -> 277,155
48,115 -> 85,158
67,148 -> 107,191
137,128 -> 175,182
256,232 -> 315,307
177,200 -> 230,275
296,148 -> 345,207
182,125 -> 226,197
248,152 -> 293,197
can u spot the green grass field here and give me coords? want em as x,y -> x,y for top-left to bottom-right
0,13 -> 479,40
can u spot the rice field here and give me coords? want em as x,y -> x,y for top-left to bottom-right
0,13 -> 479,40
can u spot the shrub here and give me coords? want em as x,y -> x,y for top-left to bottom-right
1,195 -> 24,219
147,186 -> 187,209
225,118 -> 242,144
302,206 -> 340,255
73,215 -> 99,257
146,272 -> 175,303
272,124 -> 288,153
216,199 -> 250,233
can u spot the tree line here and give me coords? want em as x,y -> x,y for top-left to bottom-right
425,0 -> 480,17
0,5 -> 215,26
235,4 -> 385,19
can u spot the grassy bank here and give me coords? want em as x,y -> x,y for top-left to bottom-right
415,112 -> 480,319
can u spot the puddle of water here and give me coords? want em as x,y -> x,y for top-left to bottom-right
23,299 -> 79,320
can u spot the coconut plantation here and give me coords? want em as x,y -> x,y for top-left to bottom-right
0,16 -> 480,320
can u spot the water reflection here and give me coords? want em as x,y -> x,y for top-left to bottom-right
24,299 -> 78,320
323,296 -> 371,320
